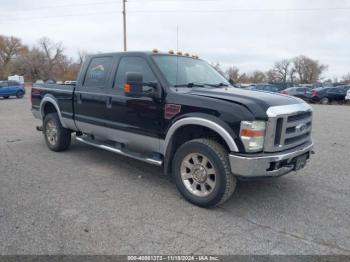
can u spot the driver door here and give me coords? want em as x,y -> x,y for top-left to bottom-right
105,55 -> 163,154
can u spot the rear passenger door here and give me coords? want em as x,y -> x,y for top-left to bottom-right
75,56 -> 115,136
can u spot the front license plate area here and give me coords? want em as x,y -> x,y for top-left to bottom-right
293,153 -> 308,171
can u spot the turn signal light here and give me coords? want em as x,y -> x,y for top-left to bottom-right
240,121 -> 266,152
240,129 -> 265,137
124,84 -> 131,93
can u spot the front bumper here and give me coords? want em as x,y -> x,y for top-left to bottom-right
229,141 -> 313,178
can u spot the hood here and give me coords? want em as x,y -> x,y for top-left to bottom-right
189,87 -> 304,119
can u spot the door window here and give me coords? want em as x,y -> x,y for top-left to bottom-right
114,57 -> 156,90
8,81 -> 18,87
0,82 -> 8,87
83,56 -> 113,88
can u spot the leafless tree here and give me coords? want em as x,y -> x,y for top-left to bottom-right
272,59 -> 291,85
225,66 -> 240,83
266,69 -> 277,83
292,55 -> 327,84
250,70 -> 267,83
211,62 -> 225,77
342,73 -> 350,84
77,50 -> 88,65
13,47 -> 46,81
38,37 -> 65,80
0,35 -> 26,78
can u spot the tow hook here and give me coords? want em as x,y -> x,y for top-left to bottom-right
311,150 -> 315,155
36,126 -> 43,132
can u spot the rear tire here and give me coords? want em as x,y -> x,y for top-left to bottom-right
16,91 -> 24,99
172,138 -> 236,208
3,96 -> 9,99
43,113 -> 71,151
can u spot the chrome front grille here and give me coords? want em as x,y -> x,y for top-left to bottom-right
265,103 -> 313,152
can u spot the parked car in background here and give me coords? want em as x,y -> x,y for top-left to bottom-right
310,86 -> 350,104
248,84 -> 279,93
346,89 -> 350,102
45,80 -> 56,84
280,86 -> 313,101
0,80 -> 25,99
64,80 -> 77,86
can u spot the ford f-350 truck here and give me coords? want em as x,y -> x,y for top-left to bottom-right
31,51 -> 313,207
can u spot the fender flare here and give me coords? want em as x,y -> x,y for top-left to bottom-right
161,116 -> 239,154
39,95 -> 68,128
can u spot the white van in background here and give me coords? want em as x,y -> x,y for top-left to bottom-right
8,75 -> 24,84
346,89 -> 350,102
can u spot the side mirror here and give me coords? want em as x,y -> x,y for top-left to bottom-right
124,72 -> 143,97
124,72 -> 160,98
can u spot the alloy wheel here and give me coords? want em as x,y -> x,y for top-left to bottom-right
180,153 -> 217,197
46,120 -> 58,146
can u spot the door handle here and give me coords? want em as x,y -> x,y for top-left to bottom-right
106,96 -> 112,109
77,93 -> 82,104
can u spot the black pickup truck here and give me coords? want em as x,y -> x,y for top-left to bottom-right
31,51 -> 314,207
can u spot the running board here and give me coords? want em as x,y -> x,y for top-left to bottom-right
75,136 -> 163,166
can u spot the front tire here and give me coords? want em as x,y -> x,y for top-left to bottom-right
43,113 -> 71,151
3,96 -> 10,99
172,138 -> 236,208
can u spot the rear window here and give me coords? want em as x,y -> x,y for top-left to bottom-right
84,56 -> 113,88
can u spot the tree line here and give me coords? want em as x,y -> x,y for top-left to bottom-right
216,58 -> 348,86
0,35 -> 85,82
1,35 -> 349,85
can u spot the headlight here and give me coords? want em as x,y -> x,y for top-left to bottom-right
240,121 -> 266,152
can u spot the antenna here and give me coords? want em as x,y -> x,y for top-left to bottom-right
175,24 -> 179,86
122,0 -> 127,51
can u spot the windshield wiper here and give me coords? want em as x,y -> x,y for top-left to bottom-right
204,82 -> 229,87
173,82 -> 229,88
174,82 -> 205,88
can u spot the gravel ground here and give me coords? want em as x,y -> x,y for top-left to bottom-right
0,93 -> 349,255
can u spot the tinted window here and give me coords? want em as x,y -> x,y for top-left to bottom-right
296,88 -> 306,92
8,81 -> 19,86
268,86 -> 278,92
114,57 -> 156,89
84,57 -> 113,87
0,82 -> 8,87
327,88 -> 342,94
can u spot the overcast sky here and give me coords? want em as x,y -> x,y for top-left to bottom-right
1,0 -> 349,79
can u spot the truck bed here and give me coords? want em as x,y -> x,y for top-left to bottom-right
31,83 -> 75,122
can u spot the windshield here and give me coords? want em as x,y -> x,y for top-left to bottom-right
153,55 -> 229,87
